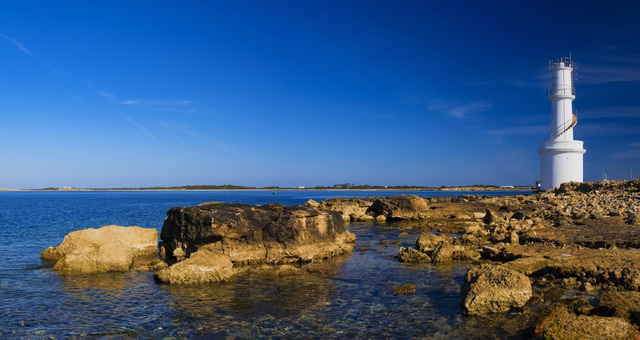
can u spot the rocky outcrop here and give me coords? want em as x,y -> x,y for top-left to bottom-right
535,304 -> 640,339
598,291 -> 640,324
158,202 -> 355,283
41,225 -> 160,274
317,195 -> 430,222
461,264 -> 532,315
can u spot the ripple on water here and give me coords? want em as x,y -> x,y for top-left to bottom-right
0,191 -> 525,338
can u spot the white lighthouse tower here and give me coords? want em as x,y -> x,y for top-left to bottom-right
538,56 -> 586,190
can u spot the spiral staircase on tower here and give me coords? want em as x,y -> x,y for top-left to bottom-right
547,113 -> 578,140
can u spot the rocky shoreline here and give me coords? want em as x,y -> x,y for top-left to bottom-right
41,180 -> 640,338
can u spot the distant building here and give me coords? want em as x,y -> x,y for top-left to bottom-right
538,56 -> 586,190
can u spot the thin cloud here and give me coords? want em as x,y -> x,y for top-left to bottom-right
487,125 -> 547,137
98,91 -> 199,109
579,106 -> 640,119
612,143 -> 640,160
428,100 -> 493,119
578,122 -> 640,138
153,107 -> 201,114
578,60 -> 640,85
0,34 -> 32,55
120,113 -> 158,141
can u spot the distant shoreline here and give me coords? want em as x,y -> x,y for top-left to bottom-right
0,185 -> 536,192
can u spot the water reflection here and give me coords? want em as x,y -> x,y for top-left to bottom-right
8,223 -> 490,338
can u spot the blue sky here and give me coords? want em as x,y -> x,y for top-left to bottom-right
1,1 -> 640,188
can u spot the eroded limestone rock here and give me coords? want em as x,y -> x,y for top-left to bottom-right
461,264 -> 532,315
158,203 -> 355,284
41,225 -> 159,274
155,251 -> 233,284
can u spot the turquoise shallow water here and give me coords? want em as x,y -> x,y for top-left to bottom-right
0,190 -> 531,339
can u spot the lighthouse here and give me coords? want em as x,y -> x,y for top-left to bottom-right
538,56 -> 586,190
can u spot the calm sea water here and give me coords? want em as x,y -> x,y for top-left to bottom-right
0,190 -> 531,339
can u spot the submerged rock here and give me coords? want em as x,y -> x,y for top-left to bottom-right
41,225 -> 159,274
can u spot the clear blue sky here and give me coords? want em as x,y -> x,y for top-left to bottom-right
1,1 -> 639,188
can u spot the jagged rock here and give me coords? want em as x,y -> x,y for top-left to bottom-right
317,197 -> 374,221
432,242 -> 479,262
511,211 -> 525,220
318,195 -> 429,221
535,304 -> 640,339
398,247 -> 431,263
305,199 -> 320,208
416,231 -> 446,252
155,251 -> 233,284
508,231 -> 519,244
160,202 -> 355,266
626,213 -> 639,225
464,223 -> 489,237
482,209 -> 497,224
461,264 -> 532,315
41,225 -> 158,274
481,245 -> 501,259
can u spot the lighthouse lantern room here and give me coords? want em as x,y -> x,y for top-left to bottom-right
538,56 -> 586,190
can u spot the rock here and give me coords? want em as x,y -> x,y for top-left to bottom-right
160,202 -> 355,265
365,195 -> 430,220
511,211 -> 525,220
599,291 -> 640,323
155,251 -> 233,284
416,231 -> 446,252
41,225 -> 158,274
398,247 -> 431,263
508,231 -> 519,244
535,304 -> 640,339
132,258 -> 169,271
317,195 -> 429,221
317,197 -> 374,222
461,264 -> 532,315
464,223 -> 489,237
375,214 -> 387,222
251,264 -> 303,276
482,209 -> 502,224
473,212 -> 486,219
431,242 -> 479,262
500,257 -> 548,276
560,297 -> 595,315
305,199 -> 320,208
393,284 -> 416,295
540,286 -> 565,301
481,245 -> 501,259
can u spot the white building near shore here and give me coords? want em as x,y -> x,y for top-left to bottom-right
538,56 -> 586,190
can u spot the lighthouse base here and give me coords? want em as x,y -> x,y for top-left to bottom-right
538,140 -> 586,191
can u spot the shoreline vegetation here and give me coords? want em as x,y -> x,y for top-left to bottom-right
0,184 -> 536,192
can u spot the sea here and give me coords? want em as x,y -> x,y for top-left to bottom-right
0,190 -> 532,339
